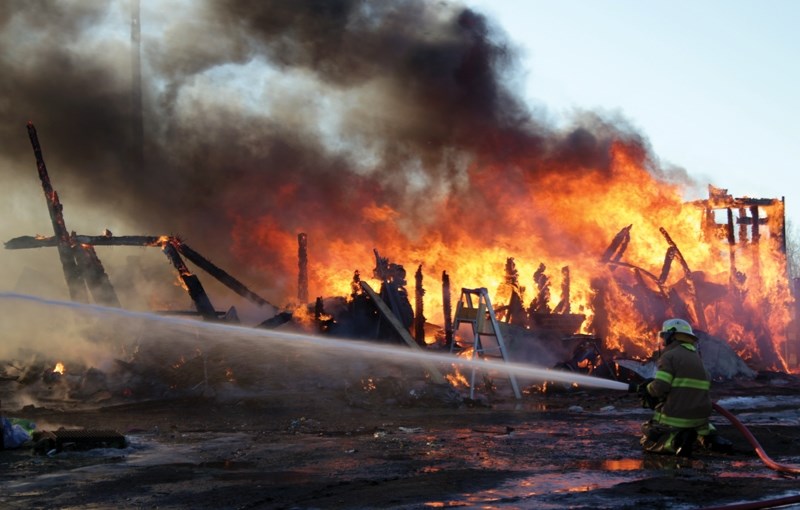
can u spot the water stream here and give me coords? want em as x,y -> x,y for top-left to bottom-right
0,292 -> 630,392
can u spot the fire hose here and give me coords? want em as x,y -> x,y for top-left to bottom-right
630,395 -> 800,510
696,402 -> 800,510
626,380 -> 800,474
711,402 -> 800,475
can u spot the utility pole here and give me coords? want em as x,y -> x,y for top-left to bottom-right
131,0 -> 144,174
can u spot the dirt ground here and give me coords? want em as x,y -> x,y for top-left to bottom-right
1,370 -> 799,510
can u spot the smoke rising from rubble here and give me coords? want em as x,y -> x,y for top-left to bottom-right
0,0 -> 693,306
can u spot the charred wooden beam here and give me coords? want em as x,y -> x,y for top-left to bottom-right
658,246 -> 677,286
738,207 -> 748,246
505,257 -> 520,288
553,266 -> 571,314
504,258 -> 528,327
314,297 -> 323,321
5,234 -> 161,249
174,241 -> 276,310
659,227 -> 707,330
414,264 -> 425,346
600,224 -> 632,263
360,281 -> 446,384
372,249 -> 413,333
726,208 -> 738,283
589,277 -> 609,347
607,260 -> 670,301
7,233 -> 276,310
161,241 -> 217,320
26,122 -> 88,303
749,205 -> 763,277
442,270 -> 453,348
777,197 -> 787,255
74,242 -> 121,307
298,233 -> 309,303
530,263 -> 550,314
750,205 -> 761,245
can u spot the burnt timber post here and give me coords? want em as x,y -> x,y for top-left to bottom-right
130,0 -> 144,175
26,122 -> 88,303
74,241 -> 122,307
360,281 -> 446,384
750,205 -> 762,276
298,233 -> 308,303
5,233 -> 277,311
659,228 -> 707,331
162,241 -> 217,320
553,266 -> 571,314
414,264 -> 425,346
442,271 -> 453,348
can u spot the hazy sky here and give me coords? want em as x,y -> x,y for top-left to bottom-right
470,0 -> 800,227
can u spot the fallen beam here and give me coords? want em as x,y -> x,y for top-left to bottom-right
360,281 -> 446,384
6,234 -> 277,311
174,241 -> 276,310
161,241 -> 217,320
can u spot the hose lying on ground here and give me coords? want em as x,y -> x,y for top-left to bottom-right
713,402 -> 800,475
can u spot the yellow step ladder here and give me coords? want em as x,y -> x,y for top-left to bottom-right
451,287 -> 522,400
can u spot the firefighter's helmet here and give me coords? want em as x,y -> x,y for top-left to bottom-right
660,318 -> 698,340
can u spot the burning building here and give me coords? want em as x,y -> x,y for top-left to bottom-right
0,1 -> 797,381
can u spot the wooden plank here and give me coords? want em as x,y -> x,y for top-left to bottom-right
361,281 -> 446,384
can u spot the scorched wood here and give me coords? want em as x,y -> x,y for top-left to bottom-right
161,241 -> 217,320
442,271 -> 453,348
360,281 -> 446,384
26,122 -> 88,303
74,242 -> 121,307
298,233 -> 309,303
414,264 -> 425,346
553,266 -> 571,314
4,235 -> 161,249
659,227 -> 707,330
173,241 -> 276,310
9,234 -> 278,311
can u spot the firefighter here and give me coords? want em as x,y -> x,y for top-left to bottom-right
632,318 -> 732,457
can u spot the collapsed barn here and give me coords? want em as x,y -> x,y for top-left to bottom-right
3,123 -> 799,404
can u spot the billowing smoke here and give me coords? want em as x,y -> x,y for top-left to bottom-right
0,0 -> 685,308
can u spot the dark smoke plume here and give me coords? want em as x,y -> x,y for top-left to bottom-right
0,0 -> 658,304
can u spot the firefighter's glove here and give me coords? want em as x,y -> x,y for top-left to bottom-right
637,378 -> 658,409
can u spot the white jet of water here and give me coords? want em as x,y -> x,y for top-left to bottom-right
0,292 -> 631,392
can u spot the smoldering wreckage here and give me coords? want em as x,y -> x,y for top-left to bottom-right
2,124 -> 800,510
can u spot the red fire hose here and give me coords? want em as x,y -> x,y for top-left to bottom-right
712,402 -> 800,475
694,403 -> 800,510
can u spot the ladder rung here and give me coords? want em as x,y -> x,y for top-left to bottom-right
451,287 -> 521,400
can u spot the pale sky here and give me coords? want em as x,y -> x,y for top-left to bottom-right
469,0 -> 800,227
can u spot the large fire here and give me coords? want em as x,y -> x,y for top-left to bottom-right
231,142 -> 795,373
2,2 -> 795,378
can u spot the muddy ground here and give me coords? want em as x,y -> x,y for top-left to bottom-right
1,371 -> 799,510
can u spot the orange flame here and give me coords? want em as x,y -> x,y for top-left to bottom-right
229,142 -> 796,373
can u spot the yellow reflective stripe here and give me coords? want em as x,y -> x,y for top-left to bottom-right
671,377 -> 710,390
653,411 -> 708,429
680,342 -> 697,352
654,370 -> 673,384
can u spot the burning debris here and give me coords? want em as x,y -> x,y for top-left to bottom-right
1,2 -> 797,411
3,122 -> 799,409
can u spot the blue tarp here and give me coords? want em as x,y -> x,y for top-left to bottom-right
2,417 -> 35,449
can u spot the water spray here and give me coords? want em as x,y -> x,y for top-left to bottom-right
0,292 -> 629,392
3,292 -> 798,478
